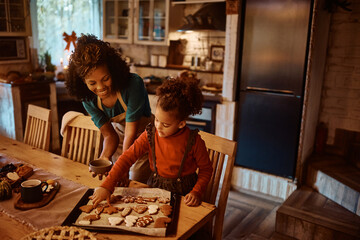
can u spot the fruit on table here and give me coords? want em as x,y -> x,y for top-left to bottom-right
0,180 -> 12,201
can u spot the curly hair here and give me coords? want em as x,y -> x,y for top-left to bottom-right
156,77 -> 203,120
65,34 -> 130,101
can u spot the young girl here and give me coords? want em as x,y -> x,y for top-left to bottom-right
91,77 -> 213,206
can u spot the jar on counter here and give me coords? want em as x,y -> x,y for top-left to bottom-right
150,55 -> 158,67
158,55 -> 167,68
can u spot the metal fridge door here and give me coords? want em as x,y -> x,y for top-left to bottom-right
240,0 -> 311,96
235,91 -> 302,179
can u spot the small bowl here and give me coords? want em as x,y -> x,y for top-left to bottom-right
89,159 -> 113,175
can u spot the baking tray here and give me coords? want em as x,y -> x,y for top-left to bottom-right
62,188 -> 180,237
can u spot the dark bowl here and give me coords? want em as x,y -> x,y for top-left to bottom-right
89,159 -> 113,175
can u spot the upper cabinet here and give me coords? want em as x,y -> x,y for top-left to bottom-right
134,0 -> 168,45
103,0 -> 134,44
103,0 -> 181,45
0,0 -> 31,36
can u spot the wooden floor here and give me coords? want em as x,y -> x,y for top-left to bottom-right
222,189 -> 283,240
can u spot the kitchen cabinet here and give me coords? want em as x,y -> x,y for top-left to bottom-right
103,0 -> 134,44
0,0 -> 31,36
134,0 -> 169,45
103,0 -> 181,45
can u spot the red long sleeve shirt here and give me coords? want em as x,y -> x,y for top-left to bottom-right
101,126 -> 213,197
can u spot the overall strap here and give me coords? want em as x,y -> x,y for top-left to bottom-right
146,123 -> 157,174
177,129 -> 199,180
97,91 -> 127,112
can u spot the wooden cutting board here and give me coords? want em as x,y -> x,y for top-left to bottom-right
14,181 -> 60,210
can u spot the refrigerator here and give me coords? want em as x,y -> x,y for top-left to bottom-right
235,0 -> 312,179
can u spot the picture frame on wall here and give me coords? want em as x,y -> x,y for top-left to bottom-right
210,45 -> 225,62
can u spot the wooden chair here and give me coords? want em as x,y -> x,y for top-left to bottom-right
23,104 -> 51,151
199,131 -> 237,240
61,115 -> 102,165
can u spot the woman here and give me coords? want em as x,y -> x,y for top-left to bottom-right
65,34 -> 152,184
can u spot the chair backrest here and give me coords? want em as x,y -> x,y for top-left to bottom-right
61,115 -> 102,165
198,130 -> 237,240
23,104 -> 51,151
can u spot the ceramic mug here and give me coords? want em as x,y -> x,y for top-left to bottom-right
21,179 -> 48,203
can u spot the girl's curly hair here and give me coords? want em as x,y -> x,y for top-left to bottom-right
65,34 -> 130,101
156,77 -> 203,120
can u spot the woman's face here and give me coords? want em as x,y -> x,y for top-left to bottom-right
154,104 -> 185,138
84,65 -> 113,99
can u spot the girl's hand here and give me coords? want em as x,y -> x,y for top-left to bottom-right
184,192 -> 201,207
89,187 -> 111,207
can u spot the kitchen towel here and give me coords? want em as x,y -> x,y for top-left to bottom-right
60,111 -> 84,136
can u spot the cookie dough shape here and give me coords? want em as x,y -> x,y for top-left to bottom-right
136,215 -> 154,227
121,207 -> 132,217
154,217 -> 172,228
133,205 -> 148,214
79,205 -> 94,213
108,217 -> 124,226
103,205 -> 118,214
125,215 -> 138,227
148,205 -> 159,215
160,205 -> 172,216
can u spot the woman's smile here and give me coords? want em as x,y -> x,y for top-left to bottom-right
84,65 -> 113,99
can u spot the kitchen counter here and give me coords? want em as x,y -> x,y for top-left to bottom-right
0,80 -> 60,153
0,79 -> 55,86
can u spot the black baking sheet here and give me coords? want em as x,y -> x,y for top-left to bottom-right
62,188 -> 180,236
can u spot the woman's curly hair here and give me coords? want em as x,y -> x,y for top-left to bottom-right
65,34 -> 130,101
156,77 -> 203,120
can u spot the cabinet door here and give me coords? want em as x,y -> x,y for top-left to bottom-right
103,0 -> 133,44
134,0 -> 169,45
0,0 -> 31,36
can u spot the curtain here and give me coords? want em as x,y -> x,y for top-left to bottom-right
35,0 -> 102,67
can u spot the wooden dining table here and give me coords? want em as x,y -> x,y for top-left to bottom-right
0,135 -> 216,240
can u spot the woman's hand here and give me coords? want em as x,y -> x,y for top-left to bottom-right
184,192 -> 201,207
89,187 -> 111,207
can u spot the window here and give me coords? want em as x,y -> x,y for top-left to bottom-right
32,0 -> 102,67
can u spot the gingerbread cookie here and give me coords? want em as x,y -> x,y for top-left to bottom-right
125,215 -> 138,227
108,216 -> 124,226
135,196 -> 147,204
94,206 -> 104,215
133,205 -> 148,214
154,217 -> 171,228
158,197 -> 170,203
148,205 -> 159,215
160,205 -> 172,216
103,205 -> 118,215
136,215 -> 154,227
121,207 -> 132,217
79,205 -> 93,213
143,197 -> 157,202
110,194 -> 122,203
82,214 -> 100,222
121,196 -> 136,203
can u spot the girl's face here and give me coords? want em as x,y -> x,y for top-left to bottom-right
154,104 -> 186,138
84,65 -> 113,99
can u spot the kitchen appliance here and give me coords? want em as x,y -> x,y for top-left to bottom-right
235,0 -> 312,179
177,2 -> 226,32
0,37 -> 28,62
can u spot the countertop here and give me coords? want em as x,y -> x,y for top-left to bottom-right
0,79 -> 55,86
146,82 -> 222,103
